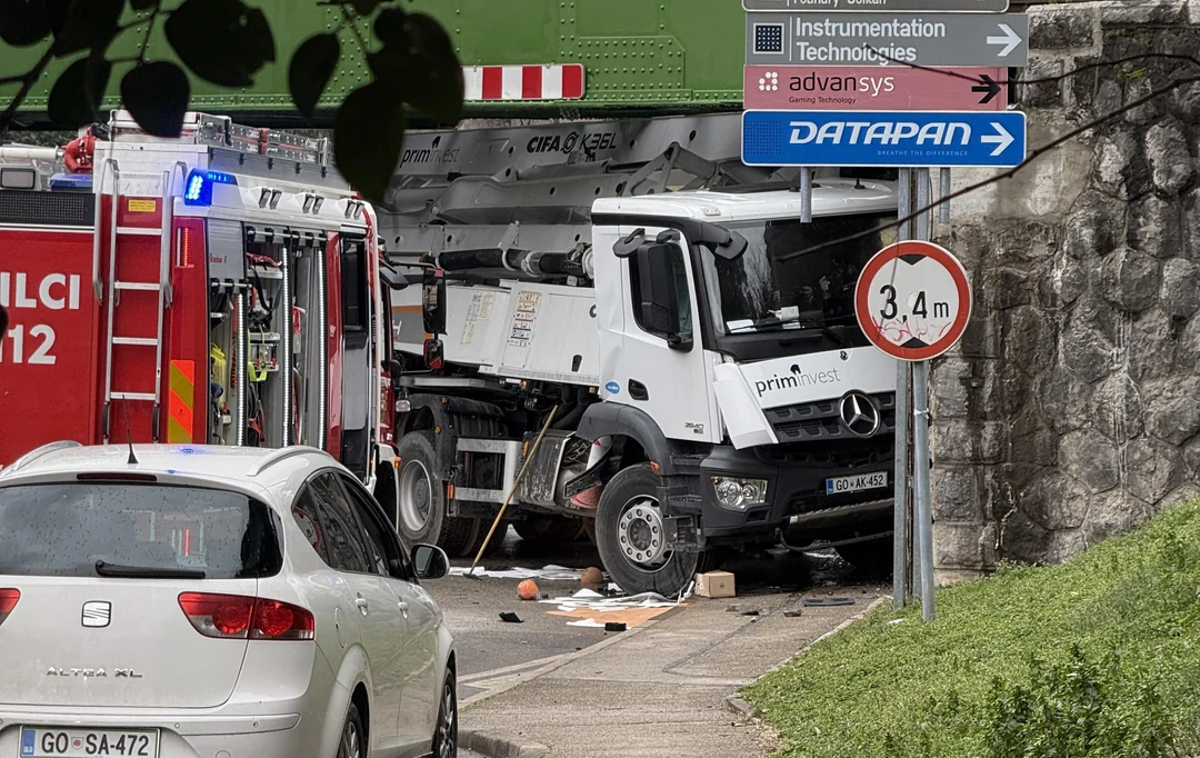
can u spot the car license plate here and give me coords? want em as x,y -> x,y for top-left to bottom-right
20,728 -> 159,758
826,471 -> 887,495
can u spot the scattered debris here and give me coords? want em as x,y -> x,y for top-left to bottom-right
498,612 -> 523,623
450,564 -> 585,581
888,618 -> 905,625
544,587 -> 690,629
604,622 -> 627,632
740,608 -> 761,617
695,570 -> 736,598
783,609 -> 804,618
725,605 -> 741,613
803,597 -> 855,607
581,566 -> 605,586
517,579 -> 540,600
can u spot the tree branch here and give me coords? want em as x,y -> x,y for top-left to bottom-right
776,55 -> 1200,262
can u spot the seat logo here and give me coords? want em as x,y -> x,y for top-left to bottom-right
838,392 -> 881,438
82,601 -> 112,628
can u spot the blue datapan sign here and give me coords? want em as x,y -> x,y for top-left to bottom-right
742,110 -> 1027,168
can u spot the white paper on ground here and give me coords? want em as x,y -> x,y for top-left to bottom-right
448,564 -> 585,581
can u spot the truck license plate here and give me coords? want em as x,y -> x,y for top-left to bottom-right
20,728 -> 159,758
826,471 -> 887,495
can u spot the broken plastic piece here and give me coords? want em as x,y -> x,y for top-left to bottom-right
604,622 -> 627,632
499,612 -> 523,623
802,597 -> 855,607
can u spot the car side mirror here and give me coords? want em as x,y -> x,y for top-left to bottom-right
411,543 -> 449,580
422,268 -> 447,335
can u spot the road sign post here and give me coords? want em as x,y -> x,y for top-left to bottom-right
854,236 -> 972,620
746,12 -> 1029,67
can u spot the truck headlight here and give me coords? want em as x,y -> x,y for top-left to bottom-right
711,477 -> 768,510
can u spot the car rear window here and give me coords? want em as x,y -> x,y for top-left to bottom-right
0,483 -> 282,579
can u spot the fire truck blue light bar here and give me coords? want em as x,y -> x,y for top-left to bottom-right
183,169 -> 238,206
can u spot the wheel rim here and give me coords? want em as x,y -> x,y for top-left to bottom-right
436,680 -> 457,758
398,459 -> 433,533
617,495 -> 670,569
339,716 -> 361,758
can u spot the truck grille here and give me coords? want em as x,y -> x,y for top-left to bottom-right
756,437 -> 893,468
765,392 -> 895,443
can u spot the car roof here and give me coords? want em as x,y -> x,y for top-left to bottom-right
0,442 -> 345,499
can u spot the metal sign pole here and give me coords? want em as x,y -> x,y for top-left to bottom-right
799,167 -> 812,222
914,167 -> 936,621
892,168 -> 912,609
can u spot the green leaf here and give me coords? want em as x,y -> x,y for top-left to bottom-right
334,83 -> 406,206
288,33 -> 340,119
373,6 -> 407,47
47,55 -> 111,128
164,0 -> 275,87
0,0 -> 52,47
393,12 -> 462,123
51,0 -> 123,56
121,61 -> 190,138
350,0 -> 383,15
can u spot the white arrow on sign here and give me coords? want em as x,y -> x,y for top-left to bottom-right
986,23 -> 1022,57
980,122 -> 1014,156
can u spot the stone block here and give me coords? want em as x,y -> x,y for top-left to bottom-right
1062,310 -> 1116,384
1029,7 -> 1096,49
1142,376 -> 1200,445
980,267 -> 1032,310
1019,58 -> 1065,108
1020,472 -> 1091,530
1160,484 -> 1200,510
1063,191 -> 1120,259
1095,127 -> 1151,200
934,523 -> 988,570
1128,195 -> 1184,260
1037,367 -> 1094,434
1160,258 -> 1200,319
1177,314 -> 1200,371
932,419 -> 1007,464
1092,373 -> 1144,441
1046,529 -> 1089,564
1101,246 -> 1161,312
1184,437 -> 1200,481
1003,306 -> 1057,372
1125,437 -> 1181,504
1084,491 -> 1151,544
999,509 -> 1052,564
1122,68 -> 1164,126
1059,429 -> 1121,492
1099,0 -> 1187,26
1054,254 -> 1088,306
930,356 -> 971,419
1128,308 -> 1180,382
932,466 -> 982,522
1144,119 -> 1194,196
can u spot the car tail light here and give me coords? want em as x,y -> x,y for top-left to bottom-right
178,593 -> 314,641
0,589 -> 19,626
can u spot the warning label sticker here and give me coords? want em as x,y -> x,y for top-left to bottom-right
508,291 -> 540,346
461,292 -> 496,346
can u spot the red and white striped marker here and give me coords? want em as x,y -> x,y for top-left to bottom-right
463,64 -> 585,102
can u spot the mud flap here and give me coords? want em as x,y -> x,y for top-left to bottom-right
662,515 -> 700,555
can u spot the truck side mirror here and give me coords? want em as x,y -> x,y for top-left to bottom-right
422,268 -> 447,335
635,243 -> 692,352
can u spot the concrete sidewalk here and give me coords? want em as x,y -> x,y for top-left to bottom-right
460,583 -> 886,758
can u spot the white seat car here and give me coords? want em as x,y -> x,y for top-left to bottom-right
0,442 -> 458,758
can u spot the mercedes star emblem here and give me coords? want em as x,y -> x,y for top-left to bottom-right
838,392 -> 881,438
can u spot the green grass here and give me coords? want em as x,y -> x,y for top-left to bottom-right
743,499 -> 1200,758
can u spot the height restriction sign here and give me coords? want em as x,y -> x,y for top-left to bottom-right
854,240 -> 972,362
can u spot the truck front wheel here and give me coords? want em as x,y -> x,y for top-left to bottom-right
395,431 -> 482,557
595,463 -> 708,597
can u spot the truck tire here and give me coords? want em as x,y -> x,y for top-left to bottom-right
514,516 -> 586,545
394,431 -> 481,557
595,463 -> 711,597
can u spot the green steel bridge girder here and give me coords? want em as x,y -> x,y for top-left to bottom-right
1,0 -> 746,127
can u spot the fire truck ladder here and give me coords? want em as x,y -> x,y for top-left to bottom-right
98,159 -> 185,443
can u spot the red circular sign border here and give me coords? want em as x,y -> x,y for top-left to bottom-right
854,240 -> 973,362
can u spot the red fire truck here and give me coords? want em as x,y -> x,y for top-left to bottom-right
0,110 -> 408,518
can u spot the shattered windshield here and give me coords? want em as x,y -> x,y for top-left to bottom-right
704,213 -> 898,336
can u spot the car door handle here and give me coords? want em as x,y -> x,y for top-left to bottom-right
397,599 -> 409,618
355,596 -> 369,614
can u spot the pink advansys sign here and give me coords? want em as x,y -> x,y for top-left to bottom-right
743,65 -> 1008,112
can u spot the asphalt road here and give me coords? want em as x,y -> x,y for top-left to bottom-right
425,525 -> 872,703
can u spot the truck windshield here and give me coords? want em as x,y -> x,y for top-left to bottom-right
703,213 -> 898,337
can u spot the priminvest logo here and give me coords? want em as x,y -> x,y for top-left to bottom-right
754,363 -> 842,398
